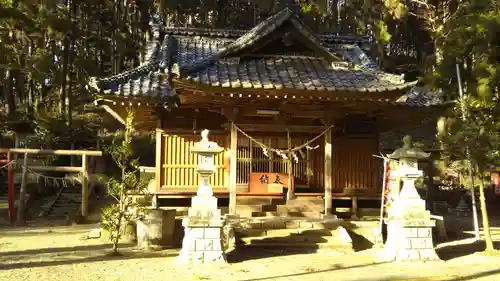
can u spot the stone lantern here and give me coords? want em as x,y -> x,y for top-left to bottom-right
382,135 -> 440,262
177,129 -> 227,264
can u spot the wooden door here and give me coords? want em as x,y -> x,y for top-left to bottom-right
332,135 -> 380,193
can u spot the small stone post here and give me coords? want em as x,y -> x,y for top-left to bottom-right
383,136 -> 440,262
177,129 -> 227,264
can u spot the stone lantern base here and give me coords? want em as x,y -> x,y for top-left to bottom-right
383,216 -> 440,262
176,196 -> 227,264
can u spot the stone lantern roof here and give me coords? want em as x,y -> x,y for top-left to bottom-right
386,135 -> 431,160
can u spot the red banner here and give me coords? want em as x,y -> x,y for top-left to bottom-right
492,172 -> 500,195
383,158 -> 391,204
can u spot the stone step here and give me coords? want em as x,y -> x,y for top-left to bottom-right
236,204 -> 263,213
236,197 -> 274,205
286,198 -> 324,206
252,211 -> 322,218
277,204 -> 323,213
236,225 -> 353,251
261,204 -> 277,212
357,208 -> 380,217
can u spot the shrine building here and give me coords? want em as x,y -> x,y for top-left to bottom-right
88,8 -> 446,218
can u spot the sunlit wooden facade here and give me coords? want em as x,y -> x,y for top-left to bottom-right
90,8 -> 445,215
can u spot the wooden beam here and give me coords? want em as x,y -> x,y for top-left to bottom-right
102,104 -> 126,125
0,148 -> 103,156
27,166 -> 83,173
229,122 -> 237,215
324,128 -> 333,215
81,154 -> 89,219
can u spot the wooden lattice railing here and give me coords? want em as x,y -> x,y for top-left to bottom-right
158,132 -> 228,189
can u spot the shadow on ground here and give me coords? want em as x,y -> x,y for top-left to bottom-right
358,267 -> 500,281
0,243 -> 176,270
227,246 -> 318,263
236,261 -> 388,281
437,240 -> 500,260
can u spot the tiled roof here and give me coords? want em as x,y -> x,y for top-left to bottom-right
90,8 -> 417,101
180,56 -> 410,92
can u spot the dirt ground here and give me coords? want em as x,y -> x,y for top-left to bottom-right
1,221 -> 500,281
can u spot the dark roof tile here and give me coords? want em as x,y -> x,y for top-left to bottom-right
91,8 -> 422,102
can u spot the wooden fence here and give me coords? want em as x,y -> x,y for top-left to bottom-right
0,148 -> 102,225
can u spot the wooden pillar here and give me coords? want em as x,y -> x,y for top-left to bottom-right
306,149 -> 312,188
352,196 -> 358,218
425,153 -> 437,212
229,122 -> 238,215
324,129 -> 333,215
81,154 -> 89,219
70,142 -> 75,166
155,129 -> 163,193
7,152 -> 14,225
286,130 -> 295,201
16,152 -> 29,225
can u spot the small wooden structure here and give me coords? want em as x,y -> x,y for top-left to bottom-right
0,148 -> 102,224
89,8 -> 446,216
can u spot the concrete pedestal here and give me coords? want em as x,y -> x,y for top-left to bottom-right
177,216 -> 226,264
384,218 -> 440,262
177,195 -> 227,264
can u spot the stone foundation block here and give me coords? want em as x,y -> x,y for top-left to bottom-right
203,251 -> 225,263
285,220 -> 301,229
299,221 -> 313,229
211,239 -> 222,251
411,238 -> 432,249
266,229 -> 299,237
205,227 -> 221,239
190,228 -> 204,239
403,239 -> 412,249
192,251 -> 204,264
262,220 -> 286,229
245,222 -> 262,229
182,239 -> 195,251
236,228 -> 266,237
418,228 -> 432,238
195,239 -> 206,251
404,228 -> 418,237
419,249 -> 440,261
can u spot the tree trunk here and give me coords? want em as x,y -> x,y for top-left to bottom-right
60,37 -> 69,118
477,167 -> 495,251
112,211 -> 124,255
4,70 -> 16,115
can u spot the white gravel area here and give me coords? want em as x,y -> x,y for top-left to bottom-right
1,224 -> 500,281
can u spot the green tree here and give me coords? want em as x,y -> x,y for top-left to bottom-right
100,110 -> 146,254
438,97 -> 499,252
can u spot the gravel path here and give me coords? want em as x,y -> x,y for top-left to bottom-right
1,223 -> 500,281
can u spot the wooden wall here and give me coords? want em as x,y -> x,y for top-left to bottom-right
331,134 -> 381,193
158,132 -> 229,190
235,135 -> 319,188
156,129 -> 380,194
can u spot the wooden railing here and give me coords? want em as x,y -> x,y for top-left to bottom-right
154,130 -> 380,193
236,135 -> 313,187
0,148 -> 102,225
157,132 -> 228,190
